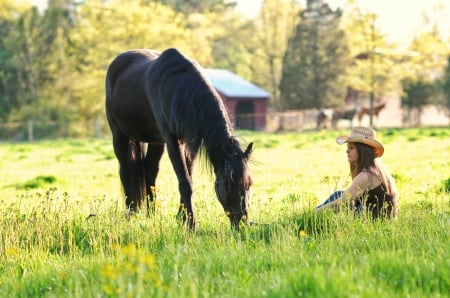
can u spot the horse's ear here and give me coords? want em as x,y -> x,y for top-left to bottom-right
244,142 -> 253,158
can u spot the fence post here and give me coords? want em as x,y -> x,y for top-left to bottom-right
95,117 -> 101,139
28,120 -> 33,141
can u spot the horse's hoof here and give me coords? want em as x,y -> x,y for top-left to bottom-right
246,220 -> 258,226
124,209 -> 136,219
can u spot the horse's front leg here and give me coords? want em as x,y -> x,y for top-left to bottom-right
165,135 -> 196,230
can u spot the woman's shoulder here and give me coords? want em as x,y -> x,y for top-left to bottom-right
354,170 -> 375,180
353,169 -> 381,188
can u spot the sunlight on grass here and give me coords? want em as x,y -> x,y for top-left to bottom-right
0,128 -> 449,297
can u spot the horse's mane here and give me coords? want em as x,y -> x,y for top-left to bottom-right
148,48 -> 242,169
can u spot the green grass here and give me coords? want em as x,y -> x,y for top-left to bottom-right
0,127 -> 449,297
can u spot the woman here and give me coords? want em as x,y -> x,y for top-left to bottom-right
315,127 -> 399,219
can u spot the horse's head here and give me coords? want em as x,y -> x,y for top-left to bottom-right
215,142 -> 253,230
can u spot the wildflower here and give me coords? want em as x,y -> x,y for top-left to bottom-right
121,244 -> 137,257
101,264 -> 118,279
6,247 -> 20,256
299,230 -> 308,238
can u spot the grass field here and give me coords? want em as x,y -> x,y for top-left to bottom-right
0,127 -> 449,297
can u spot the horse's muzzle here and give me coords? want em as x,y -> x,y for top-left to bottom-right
228,212 -> 248,230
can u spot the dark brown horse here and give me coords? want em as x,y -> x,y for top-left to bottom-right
105,48 -> 253,230
331,106 -> 360,129
357,102 -> 387,123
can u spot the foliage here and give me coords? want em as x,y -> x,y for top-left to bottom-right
408,30 -> 448,79
0,0 -> 30,120
341,3 -> 399,102
0,0 -> 449,135
18,175 -> 57,189
279,0 -> 349,110
400,11 -> 449,124
0,128 -> 449,296
401,77 -> 436,126
442,55 -> 450,118
250,0 -> 302,111
150,0 -> 236,15
0,0 -> 79,138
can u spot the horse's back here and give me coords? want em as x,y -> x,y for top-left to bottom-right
106,49 -> 160,88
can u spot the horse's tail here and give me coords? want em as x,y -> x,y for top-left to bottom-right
121,140 -> 148,211
105,50 -> 160,211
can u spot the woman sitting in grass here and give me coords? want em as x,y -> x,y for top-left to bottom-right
315,127 -> 399,219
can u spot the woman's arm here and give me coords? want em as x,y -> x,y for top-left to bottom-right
314,190 -> 351,211
388,175 -> 399,218
315,172 -> 374,211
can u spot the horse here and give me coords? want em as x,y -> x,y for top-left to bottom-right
316,110 -> 328,130
357,102 -> 386,124
331,106 -> 360,129
105,48 -> 253,230
316,109 -> 333,130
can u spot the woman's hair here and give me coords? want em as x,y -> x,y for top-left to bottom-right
349,142 -> 376,178
349,142 -> 395,196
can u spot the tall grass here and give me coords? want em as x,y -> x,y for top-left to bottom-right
0,127 -> 449,297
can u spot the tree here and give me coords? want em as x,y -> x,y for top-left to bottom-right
440,55 -> 450,123
37,0 -> 78,135
0,0 -> 29,121
67,0 -> 191,135
0,0 -> 81,137
248,0 -> 301,111
400,13 -> 449,126
2,7 -> 48,121
148,0 -> 236,15
342,4 -> 398,101
401,77 -> 436,126
279,0 -> 349,111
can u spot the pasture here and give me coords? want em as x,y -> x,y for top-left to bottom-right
0,127 -> 449,297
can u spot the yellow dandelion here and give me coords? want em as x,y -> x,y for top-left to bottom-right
121,244 -> 137,256
6,247 -> 20,256
101,264 -> 119,279
299,230 -> 308,238
140,254 -> 156,267
102,284 -> 115,296
124,261 -> 135,273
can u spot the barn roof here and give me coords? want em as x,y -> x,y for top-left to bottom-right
204,68 -> 270,98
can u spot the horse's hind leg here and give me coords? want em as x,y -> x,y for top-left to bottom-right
113,134 -> 146,212
143,143 -> 164,214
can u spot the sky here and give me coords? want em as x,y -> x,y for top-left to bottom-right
236,0 -> 450,48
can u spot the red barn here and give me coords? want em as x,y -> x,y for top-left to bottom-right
205,69 -> 270,131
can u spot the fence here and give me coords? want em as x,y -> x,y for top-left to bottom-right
1,107 -> 447,141
0,118 -> 106,141
0,112 -> 322,141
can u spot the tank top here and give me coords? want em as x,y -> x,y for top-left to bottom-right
354,183 -> 393,219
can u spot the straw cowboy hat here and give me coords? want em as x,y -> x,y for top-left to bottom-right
336,127 -> 384,157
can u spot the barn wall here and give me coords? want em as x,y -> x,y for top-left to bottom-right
217,92 -> 268,131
